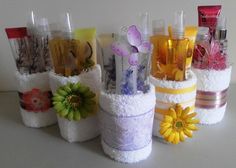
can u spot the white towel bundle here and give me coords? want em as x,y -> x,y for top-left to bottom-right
99,85 -> 156,163
192,66 -> 232,124
150,71 -> 197,137
49,65 -> 101,142
15,71 -> 57,128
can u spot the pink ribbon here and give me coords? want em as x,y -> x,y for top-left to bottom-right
195,88 -> 228,109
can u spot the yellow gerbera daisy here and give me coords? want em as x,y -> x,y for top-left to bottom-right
159,104 -> 199,144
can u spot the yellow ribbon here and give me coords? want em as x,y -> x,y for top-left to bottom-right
156,85 -> 196,95
155,106 -> 195,115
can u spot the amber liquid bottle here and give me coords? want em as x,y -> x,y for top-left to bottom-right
167,11 -> 189,81
167,38 -> 189,81
150,19 -> 169,79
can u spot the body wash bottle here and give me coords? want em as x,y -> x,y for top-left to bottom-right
150,19 -> 169,79
168,11 -> 189,81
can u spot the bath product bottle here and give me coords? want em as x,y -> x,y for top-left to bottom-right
215,16 -> 227,55
168,11 -> 189,81
27,11 -> 46,73
37,18 -> 52,71
115,27 -> 137,95
150,19 -> 169,79
184,26 -> 198,69
48,23 -> 66,75
98,33 -> 117,93
137,13 -> 151,91
193,27 -> 211,69
61,12 -> 78,76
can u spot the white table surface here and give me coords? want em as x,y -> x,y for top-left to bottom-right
0,84 -> 236,168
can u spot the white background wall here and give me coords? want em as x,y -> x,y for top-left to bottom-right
0,0 -> 234,91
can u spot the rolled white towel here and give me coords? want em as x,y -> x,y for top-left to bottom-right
99,85 -> 156,163
49,65 -> 101,142
150,71 -> 197,137
15,71 -> 57,128
49,65 -> 101,94
57,115 -> 99,142
192,66 -> 232,124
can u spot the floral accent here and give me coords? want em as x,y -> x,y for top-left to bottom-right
159,104 -> 199,144
111,25 -> 151,66
156,63 -> 184,81
104,55 -> 116,91
52,82 -> 96,121
193,40 -> 227,70
137,65 -> 149,93
20,89 -> 52,112
120,69 -> 134,95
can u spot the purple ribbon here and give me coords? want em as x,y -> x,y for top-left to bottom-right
99,107 -> 154,151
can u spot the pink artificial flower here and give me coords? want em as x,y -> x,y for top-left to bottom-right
22,88 -> 52,112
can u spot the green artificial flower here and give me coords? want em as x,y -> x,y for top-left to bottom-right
53,82 -> 96,121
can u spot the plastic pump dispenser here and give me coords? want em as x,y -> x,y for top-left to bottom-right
152,19 -> 165,35
139,12 -> 150,40
172,11 -> 185,39
61,12 -> 73,39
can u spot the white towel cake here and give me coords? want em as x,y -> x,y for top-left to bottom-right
150,71 -> 197,138
99,85 -> 156,163
15,71 -> 57,128
192,66 -> 232,124
49,65 -> 101,142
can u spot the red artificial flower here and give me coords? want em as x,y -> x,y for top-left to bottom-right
22,88 -> 51,112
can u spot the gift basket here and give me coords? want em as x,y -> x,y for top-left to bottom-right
5,11 -> 57,128
98,13 -> 156,163
192,5 -> 232,124
150,11 -> 199,144
48,13 -> 101,142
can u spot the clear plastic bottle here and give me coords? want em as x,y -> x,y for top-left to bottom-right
193,27 -> 211,69
168,11 -> 189,81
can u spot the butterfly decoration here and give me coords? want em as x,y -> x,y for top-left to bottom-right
111,25 -> 151,66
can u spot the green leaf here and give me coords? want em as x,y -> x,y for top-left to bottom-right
64,85 -> 72,93
54,103 -> 65,112
68,111 -> 74,121
60,108 -> 69,117
52,95 -> 65,102
57,88 -> 68,96
74,111 -> 81,121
